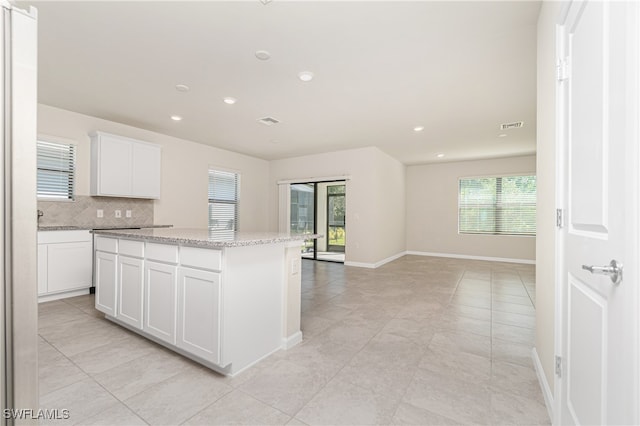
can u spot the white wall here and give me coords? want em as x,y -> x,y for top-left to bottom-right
269,147 -> 406,266
536,0 -> 564,403
37,104 -> 270,230
405,155 -> 537,262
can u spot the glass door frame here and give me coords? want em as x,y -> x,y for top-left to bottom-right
290,179 -> 346,263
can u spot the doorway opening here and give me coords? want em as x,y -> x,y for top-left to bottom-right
290,181 -> 346,263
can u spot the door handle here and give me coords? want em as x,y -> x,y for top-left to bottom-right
582,259 -> 623,285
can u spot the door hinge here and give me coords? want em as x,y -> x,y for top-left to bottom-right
556,208 -> 563,228
555,355 -> 562,377
556,58 -> 570,82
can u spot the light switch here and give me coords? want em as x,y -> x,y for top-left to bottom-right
97,209 -> 103,218
115,210 -> 122,218
125,210 -> 132,218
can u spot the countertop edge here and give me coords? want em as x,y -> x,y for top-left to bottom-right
38,224 -> 173,231
92,229 -> 320,249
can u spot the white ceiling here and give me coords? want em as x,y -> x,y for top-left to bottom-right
18,0 -> 541,164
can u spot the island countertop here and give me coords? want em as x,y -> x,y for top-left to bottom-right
92,227 -> 320,248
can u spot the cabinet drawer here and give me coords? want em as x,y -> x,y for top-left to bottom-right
146,242 -> 178,264
119,239 -> 144,258
95,236 -> 118,253
38,230 -> 91,244
180,246 -> 222,271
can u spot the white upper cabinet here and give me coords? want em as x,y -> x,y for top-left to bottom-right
90,131 -> 161,199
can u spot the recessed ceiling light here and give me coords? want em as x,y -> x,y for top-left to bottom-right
255,50 -> 271,60
414,126 -> 424,132
170,115 -> 183,121
437,153 -> 445,158
498,133 -> 507,138
175,84 -> 190,93
298,71 -> 314,82
223,97 -> 237,105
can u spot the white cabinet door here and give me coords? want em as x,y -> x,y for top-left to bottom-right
97,133 -> 132,196
47,241 -> 92,293
132,142 -> 161,199
95,251 -> 117,316
144,261 -> 177,344
37,244 -> 48,295
177,267 -> 221,364
91,131 -> 161,199
117,255 -> 144,329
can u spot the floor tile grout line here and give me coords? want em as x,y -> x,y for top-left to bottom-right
39,302 -> 154,425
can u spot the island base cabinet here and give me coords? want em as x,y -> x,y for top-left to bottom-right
117,256 -> 144,329
144,261 -> 177,344
95,251 -> 117,316
176,268 -> 221,365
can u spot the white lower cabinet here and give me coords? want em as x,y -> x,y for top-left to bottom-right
38,230 -> 92,300
117,255 -> 144,329
176,267 -> 221,365
95,251 -> 117,316
144,261 -> 177,344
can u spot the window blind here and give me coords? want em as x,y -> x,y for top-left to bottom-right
208,169 -> 239,237
458,175 -> 536,236
37,140 -> 76,201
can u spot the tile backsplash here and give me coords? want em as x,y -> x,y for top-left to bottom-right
38,195 -> 154,228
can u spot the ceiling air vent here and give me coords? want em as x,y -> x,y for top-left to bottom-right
258,117 -> 280,126
500,121 -> 524,130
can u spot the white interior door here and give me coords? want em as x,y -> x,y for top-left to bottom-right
557,1 -> 639,424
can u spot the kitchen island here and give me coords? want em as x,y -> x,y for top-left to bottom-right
92,228 -> 317,376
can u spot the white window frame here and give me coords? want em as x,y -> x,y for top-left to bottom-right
208,167 -> 240,236
37,136 -> 77,202
458,173 -> 537,237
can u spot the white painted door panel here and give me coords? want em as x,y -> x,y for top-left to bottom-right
144,261 -> 177,344
37,244 -> 47,295
117,255 -> 144,329
176,267 -> 221,364
95,251 -> 117,316
557,1 -> 639,425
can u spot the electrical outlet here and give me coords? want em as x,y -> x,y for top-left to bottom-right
97,209 -> 104,218
291,258 -> 300,275
125,210 -> 132,218
115,210 -> 122,218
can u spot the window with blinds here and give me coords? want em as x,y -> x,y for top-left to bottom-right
37,140 -> 76,201
208,169 -> 239,237
458,175 -> 536,236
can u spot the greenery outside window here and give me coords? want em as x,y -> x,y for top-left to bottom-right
37,139 -> 76,201
458,175 -> 536,236
208,169 -> 239,237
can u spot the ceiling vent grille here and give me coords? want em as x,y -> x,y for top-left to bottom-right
258,117 -> 280,126
500,121 -> 524,130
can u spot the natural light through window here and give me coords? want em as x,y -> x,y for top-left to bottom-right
208,169 -> 239,238
458,175 -> 536,236
37,139 -> 76,201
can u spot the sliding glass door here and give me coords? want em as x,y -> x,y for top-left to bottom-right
326,184 -> 345,253
289,181 -> 346,262
290,183 -> 315,258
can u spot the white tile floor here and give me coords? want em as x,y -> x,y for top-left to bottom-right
38,255 -> 549,425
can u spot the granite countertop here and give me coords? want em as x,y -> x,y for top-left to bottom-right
92,228 -> 321,248
38,224 -> 173,231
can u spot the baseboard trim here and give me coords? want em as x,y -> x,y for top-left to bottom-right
532,347 -> 554,423
38,288 -> 91,303
282,331 -> 303,349
406,250 -> 535,265
345,251 -> 407,269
